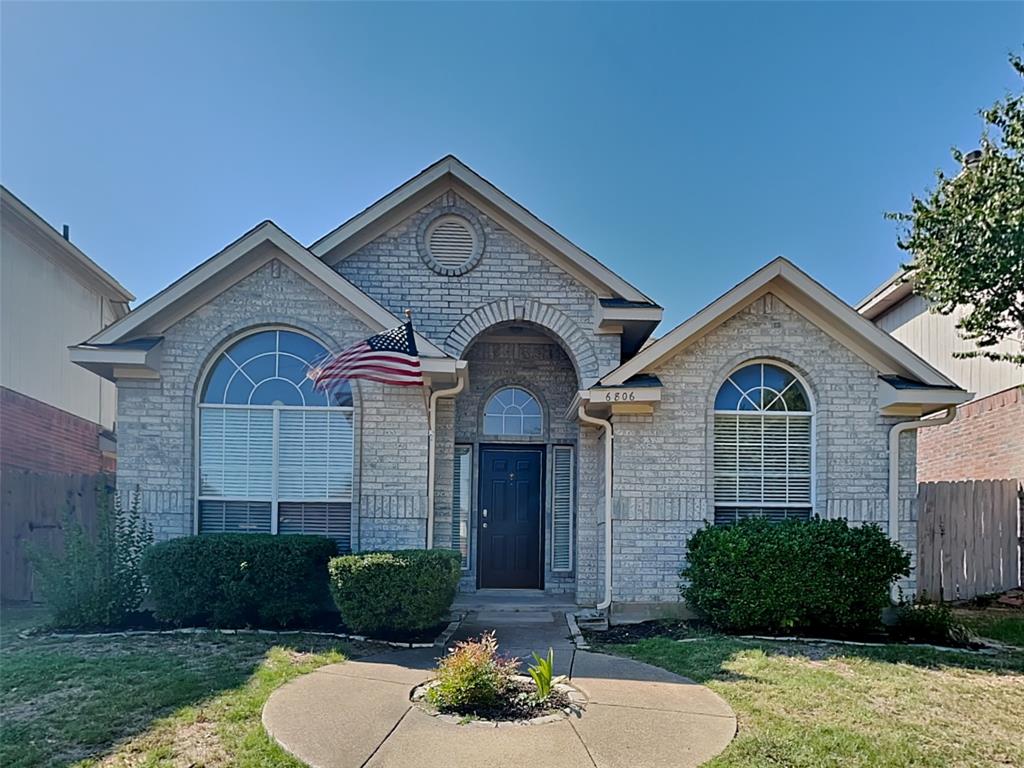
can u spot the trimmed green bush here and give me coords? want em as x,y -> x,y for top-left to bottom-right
888,599 -> 974,646
681,518 -> 910,635
142,534 -> 337,628
328,549 -> 461,635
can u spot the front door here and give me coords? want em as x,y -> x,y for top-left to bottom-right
478,446 -> 544,589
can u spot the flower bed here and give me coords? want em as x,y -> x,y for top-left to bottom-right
412,676 -> 582,723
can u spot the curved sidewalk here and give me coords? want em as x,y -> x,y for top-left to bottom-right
263,646 -> 736,768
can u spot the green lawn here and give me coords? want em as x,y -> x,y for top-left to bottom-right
3,605 -> 1022,768
0,606 -> 356,767
601,609 -> 1024,768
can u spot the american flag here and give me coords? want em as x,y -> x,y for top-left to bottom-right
309,322 -> 423,390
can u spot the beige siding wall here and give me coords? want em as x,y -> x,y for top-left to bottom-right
876,294 -> 1023,400
0,223 -> 117,430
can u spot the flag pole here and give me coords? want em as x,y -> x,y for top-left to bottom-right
405,308 -> 431,416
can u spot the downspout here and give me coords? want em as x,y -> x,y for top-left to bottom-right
887,406 -> 956,593
578,404 -> 613,612
426,374 -> 465,549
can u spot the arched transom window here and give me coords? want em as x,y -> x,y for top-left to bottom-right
198,329 -> 353,549
483,386 -> 542,437
713,362 -> 812,525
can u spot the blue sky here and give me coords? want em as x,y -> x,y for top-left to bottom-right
2,2 -> 1020,329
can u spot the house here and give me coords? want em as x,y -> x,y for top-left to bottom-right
1,185 -> 134,600
70,157 -> 968,618
858,272 -> 1023,483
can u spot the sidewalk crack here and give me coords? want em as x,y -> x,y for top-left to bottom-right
359,705 -> 411,768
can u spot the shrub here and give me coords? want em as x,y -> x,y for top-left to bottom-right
681,518 -> 910,635
426,631 -> 518,713
888,600 -> 974,646
29,483 -> 152,629
328,549 -> 461,635
142,534 -> 336,628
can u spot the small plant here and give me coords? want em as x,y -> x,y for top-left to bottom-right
426,632 -> 518,713
888,599 -> 974,647
527,647 -> 554,702
29,483 -> 153,629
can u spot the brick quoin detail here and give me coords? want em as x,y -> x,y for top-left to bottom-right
0,387 -> 111,475
917,385 -> 1024,482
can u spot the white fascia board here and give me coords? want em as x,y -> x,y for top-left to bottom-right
857,270 -> 915,320
310,156 -> 654,304
84,222 -> 449,360
596,303 -> 662,330
601,258 -> 958,388
878,379 -> 972,416
69,341 -> 163,382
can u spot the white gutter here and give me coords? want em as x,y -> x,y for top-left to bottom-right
887,406 -> 957,593
425,374 -> 466,549
578,404 -> 613,611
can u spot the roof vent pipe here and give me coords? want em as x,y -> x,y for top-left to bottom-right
62,224 -> 70,241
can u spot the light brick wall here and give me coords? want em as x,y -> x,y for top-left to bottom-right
917,385 -> 1024,482
116,255 -> 429,546
334,191 -> 621,384
609,293 -> 920,605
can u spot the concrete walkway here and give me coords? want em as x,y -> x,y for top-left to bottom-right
263,613 -> 736,768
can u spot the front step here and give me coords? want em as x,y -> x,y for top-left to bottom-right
452,589 -> 577,614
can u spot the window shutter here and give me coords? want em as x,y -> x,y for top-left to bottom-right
199,409 -> 272,498
198,500 -> 271,533
551,446 -> 574,572
452,446 -> 471,569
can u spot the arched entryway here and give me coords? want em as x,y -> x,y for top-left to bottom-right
451,322 -> 580,593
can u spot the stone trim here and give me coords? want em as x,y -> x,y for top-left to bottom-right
444,298 -> 599,384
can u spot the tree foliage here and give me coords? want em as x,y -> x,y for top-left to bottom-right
888,52 -> 1024,364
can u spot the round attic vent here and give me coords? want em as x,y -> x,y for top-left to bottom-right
418,209 -> 485,275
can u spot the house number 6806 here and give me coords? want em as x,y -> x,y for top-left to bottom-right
604,391 -> 637,402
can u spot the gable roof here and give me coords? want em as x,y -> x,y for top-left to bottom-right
857,268 -> 915,320
309,155 -> 655,304
600,257 -> 960,389
1,185 -> 134,304
84,220 -> 449,359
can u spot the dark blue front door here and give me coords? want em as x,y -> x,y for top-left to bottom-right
478,447 -> 544,589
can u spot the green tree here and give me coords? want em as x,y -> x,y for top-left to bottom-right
888,52 -> 1024,364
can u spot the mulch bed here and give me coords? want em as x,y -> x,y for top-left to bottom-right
416,679 -> 572,722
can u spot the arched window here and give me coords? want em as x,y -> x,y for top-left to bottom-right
713,362 -> 812,525
197,329 -> 353,550
482,386 -> 542,436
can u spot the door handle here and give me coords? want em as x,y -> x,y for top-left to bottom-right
482,508 -> 488,518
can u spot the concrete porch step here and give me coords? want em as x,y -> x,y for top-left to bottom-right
452,589 -> 578,614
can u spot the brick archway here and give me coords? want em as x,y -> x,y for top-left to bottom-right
444,299 -> 599,385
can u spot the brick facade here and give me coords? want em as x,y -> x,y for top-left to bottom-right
917,385 -> 1024,482
1,386 -> 113,475
609,293 -> 919,604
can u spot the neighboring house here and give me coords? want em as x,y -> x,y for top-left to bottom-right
70,157 -> 967,617
1,185 -> 134,600
858,273 -> 1024,483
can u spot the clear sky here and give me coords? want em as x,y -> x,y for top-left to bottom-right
2,2 -> 1020,329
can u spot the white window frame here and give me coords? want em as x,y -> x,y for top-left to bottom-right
193,327 -> 354,538
712,359 -> 816,521
452,444 -> 472,570
481,385 -> 544,438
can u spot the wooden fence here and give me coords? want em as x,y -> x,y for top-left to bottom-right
1,468 -> 109,602
917,479 -> 1022,601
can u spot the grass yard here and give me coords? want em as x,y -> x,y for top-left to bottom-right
0,605 -> 360,767
601,609 -> 1024,768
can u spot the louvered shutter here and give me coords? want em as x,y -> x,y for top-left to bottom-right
551,446 -> 574,572
278,501 -> 351,552
199,409 -> 273,499
198,500 -> 272,533
451,446 -> 471,568
278,411 -> 353,501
